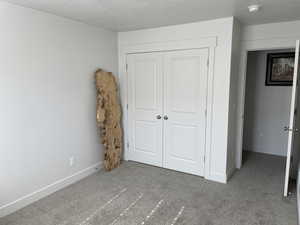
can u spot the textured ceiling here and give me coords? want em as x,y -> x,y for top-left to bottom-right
3,0 -> 300,31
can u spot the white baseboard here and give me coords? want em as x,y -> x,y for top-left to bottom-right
207,167 -> 236,184
0,162 -> 102,218
243,149 -> 285,157
207,172 -> 227,184
226,166 -> 236,181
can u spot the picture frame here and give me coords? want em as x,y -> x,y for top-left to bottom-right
265,52 -> 295,86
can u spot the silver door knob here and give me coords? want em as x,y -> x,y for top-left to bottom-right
156,115 -> 161,119
164,115 -> 168,120
284,126 -> 299,132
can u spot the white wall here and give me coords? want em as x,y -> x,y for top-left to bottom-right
0,2 -> 117,217
226,19 -> 241,176
243,50 -> 293,156
119,17 -> 235,183
241,20 -> 300,42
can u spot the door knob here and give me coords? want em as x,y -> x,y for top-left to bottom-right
156,115 -> 162,119
164,115 -> 168,120
284,126 -> 299,132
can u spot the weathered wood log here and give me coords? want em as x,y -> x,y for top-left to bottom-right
95,69 -> 122,171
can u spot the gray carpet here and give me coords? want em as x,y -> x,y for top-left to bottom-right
0,152 -> 297,225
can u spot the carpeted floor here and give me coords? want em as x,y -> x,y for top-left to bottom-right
0,152 -> 297,225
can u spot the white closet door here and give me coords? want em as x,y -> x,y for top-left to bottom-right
127,53 -> 163,167
163,49 -> 208,176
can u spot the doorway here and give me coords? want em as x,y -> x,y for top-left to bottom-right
241,45 -> 300,196
243,49 -> 293,157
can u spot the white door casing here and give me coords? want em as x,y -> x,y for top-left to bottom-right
127,53 -> 163,167
236,39 -> 297,170
284,40 -> 300,197
163,49 -> 208,176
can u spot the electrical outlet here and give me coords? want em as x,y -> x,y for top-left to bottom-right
69,156 -> 74,167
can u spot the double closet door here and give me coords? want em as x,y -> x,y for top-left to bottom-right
127,48 -> 208,176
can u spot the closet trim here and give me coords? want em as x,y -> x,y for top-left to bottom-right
119,37 -> 217,180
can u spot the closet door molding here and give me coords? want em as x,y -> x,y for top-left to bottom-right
119,37 -> 217,180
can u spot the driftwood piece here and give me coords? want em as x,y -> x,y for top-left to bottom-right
95,69 -> 122,171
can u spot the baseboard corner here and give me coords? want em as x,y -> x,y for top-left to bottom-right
207,172 -> 227,184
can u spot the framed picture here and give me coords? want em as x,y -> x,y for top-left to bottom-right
266,52 -> 295,86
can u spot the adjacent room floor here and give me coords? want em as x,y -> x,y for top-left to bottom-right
0,152 -> 297,225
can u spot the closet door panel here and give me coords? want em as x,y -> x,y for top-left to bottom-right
163,49 -> 208,176
127,53 -> 163,167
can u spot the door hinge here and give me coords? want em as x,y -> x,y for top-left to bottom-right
205,109 -> 207,117
126,63 -> 128,71
127,142 -> 129,148
204,155 -> 206,163
207,59 -> 209,67
126,104 -> 129,110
